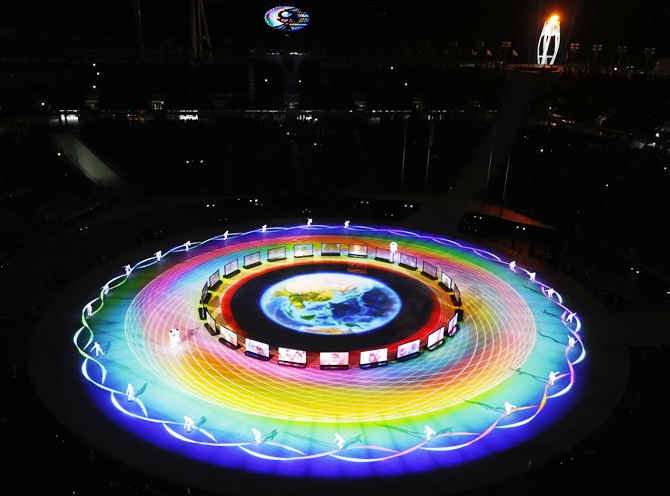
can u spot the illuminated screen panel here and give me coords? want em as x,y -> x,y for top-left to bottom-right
397,339 -> 421,359
375,247 -> 392,262
206,310 -> 217,330
267,246 -> 286,261
264,5 -> 310,32
245,338 -> 269,358
321,242 -> 341,256
348,244 -> 368,258
422,261 -> 438,279
447,312 -> 459,336
319,352 -> 349,366
453,283 -> 462,305
244,251 -> 261,268
200,282 -> 209,303
278,347 -> 306,365
360,348 -> 388,365
294,243 -> 313,258
427,326 -> 445,349
441,271 -> 453,290
208,269 -> 221,288
224,259 -> 239,277
399,253 -> 417,269
219,325 -> 238,347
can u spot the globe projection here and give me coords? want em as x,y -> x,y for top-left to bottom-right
260,273 -> 401,334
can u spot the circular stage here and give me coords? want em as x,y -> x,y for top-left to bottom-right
29,223 -> 595,495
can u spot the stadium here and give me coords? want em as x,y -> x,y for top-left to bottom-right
2,2 -> 670,495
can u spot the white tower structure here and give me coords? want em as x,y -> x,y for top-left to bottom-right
537,15 -> 560,65
191,0 -> 213,60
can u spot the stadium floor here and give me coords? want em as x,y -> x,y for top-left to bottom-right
26,213 -> 635,496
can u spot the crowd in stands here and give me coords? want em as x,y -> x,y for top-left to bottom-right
478,70 -> 670,307
78,110 -> 488,197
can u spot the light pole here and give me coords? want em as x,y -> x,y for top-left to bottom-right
401,116 -> 408,190
502,41 -> 511,63
485,126 -> 497,203
592,44 -> 603,66
424,116 -> 434,191
644,47 -> 655,71
501,154 -> 511,216
132,0 -> 145,61
569,42 -> 580,66
616,45 -> 628,69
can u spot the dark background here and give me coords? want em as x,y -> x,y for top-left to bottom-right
3,1 -> 670,60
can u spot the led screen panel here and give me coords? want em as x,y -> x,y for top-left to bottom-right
245,338 -> 269,358
397,339 -> 421,359
220,326 -> 238,347
375,247 -> 392,262
321,243 -> 341,255
453,283 -> 461,304
208,269 -> 221,288
278,347 -> 307,365
319,352 -> 349,366
206,310 -> 217,330
224,259 -> 239,277
427,326 -> 445,348
268,246 -> 286,261
294,244 -> 313,258
264,5 -> 310,32
447,312 -> 459,336
441,271 -> 453,290
360,348 -> 388,365
348,244 -> 368,257
244,251 -> 261,268
400,253 -> 417,269
423,262 -> 438,279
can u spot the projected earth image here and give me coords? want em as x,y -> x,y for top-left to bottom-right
260,272 -> 401,334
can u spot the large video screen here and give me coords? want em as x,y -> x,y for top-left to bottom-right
427,326 -> 445,349
264,5 -> 310,32
208,269 -> 221,288
321,242 -> 341,255
360,348 -> 388,366
319,352 -> 349,367
268,246 -> 286,261
397,339 -> 420,359
220,325 -> 238,347
278,347 -> 307,365
399,253 -> 418,269
224,259 -> 239,277
245,338 -> 269,358
244,251 -> 261,268
294,243 -> 313,258
422,261 -> 438,279
348,244 -> 368,258
440,271 -> 453,290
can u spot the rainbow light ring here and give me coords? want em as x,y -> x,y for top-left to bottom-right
75,224 -> 585,479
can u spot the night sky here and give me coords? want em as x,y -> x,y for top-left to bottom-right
2,1 -> 670,58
